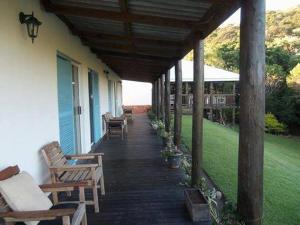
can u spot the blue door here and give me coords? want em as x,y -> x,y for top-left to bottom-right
57,56 -> 76,155
89,70 -> 101,143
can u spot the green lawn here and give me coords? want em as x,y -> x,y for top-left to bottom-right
181,115 -> 300,225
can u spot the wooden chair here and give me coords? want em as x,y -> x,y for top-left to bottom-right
122,106 -> 133,121
41,141 -> 105,213
0,165 -> 87,225
102,113 -> 127,140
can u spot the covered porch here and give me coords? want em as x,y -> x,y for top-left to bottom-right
0,0 -> 266,225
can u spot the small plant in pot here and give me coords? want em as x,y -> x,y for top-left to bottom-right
156,120 -> 165,136
161,135 -> 182,168
150,120 -> 159,130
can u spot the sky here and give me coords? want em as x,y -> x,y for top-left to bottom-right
122,0 -> 300,106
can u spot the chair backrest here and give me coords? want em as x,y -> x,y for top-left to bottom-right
107,112 -> 113,119
102,112 -> 114,123
41,141 -> 68,168
0,165 -> 20,212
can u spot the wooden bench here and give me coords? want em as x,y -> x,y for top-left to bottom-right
41,141 -> 105,213
0,165 -> 87,225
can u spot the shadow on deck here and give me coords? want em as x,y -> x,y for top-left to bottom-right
87,114 -> 198,225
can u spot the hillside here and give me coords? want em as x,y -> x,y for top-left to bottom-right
185,7 -> 300,70
184,7 -> 300,128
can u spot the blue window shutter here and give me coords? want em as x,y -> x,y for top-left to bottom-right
92,72 -> 101,141
57,56 -> 75,155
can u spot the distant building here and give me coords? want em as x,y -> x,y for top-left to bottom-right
170,60 -> 239,123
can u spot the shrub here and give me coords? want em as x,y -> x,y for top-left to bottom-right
265,113 -> 287,134
148,111 -> 156,121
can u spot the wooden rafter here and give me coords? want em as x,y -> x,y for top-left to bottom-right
118,0 -> 135,51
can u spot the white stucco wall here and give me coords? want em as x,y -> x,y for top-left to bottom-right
0,0 -> 121,183
122,80 -> 152,105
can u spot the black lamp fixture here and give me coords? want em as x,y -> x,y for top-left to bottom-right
19,12 -> 42,43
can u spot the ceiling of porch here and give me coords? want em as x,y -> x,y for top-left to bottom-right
41,0 -> 240,82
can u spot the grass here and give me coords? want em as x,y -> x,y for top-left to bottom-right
181,115 -> 300,225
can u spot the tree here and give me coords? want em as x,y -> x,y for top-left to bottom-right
287,63 -> 300,93
216,43 -> 239,72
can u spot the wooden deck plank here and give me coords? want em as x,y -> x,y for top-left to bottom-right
65,114 -> 205,225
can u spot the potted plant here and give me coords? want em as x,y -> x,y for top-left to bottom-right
156,120 -> 165,136
167,149 -> 183,168
161,135 -> 182,168
150,120 -> 159,130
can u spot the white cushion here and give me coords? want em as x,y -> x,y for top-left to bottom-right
0,171 -> 53,225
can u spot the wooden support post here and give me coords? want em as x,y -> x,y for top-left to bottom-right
191,39 -> 205,186
165,70 -> 171,133
232,82 -> 236,126
155,80 -> 159,119
153,81 -> 157,118
185,82 -> 189,95
160,74 -> 165,123
152,82 -> 156,115
237,1 -> 265,225
157,78 -> 161,120
209,82 -> 214,121
174,60 -> 182,147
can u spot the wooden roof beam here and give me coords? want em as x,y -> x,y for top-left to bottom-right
100,56 -> 172,66
83,39 -> 180,51
91,45 -> 181,58
78,31 -> 184,47
94,49 -> 176,60
42,0 -> 203,29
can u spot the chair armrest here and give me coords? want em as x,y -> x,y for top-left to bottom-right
110,117 -> 124,121
108,121 -> 124,126
0,208 -> 75,222
49,164 -> 99,172
65,153 -> 104,160
108,120 -> 123,124
39,182 -> 88,192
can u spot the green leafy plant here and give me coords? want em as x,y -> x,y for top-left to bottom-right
220,202 -> 245,225
148,111 -> 156,121
265,113 -> 287,134
150,120 -> 159,130
198,177 -> 222,224
157,120 -> 165,130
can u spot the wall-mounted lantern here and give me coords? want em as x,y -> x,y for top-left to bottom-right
19,12 -> 42,43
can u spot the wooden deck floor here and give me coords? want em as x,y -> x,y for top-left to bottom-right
87,114 -> 200,225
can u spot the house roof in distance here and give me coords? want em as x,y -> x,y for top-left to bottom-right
170,60 -> 239,82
